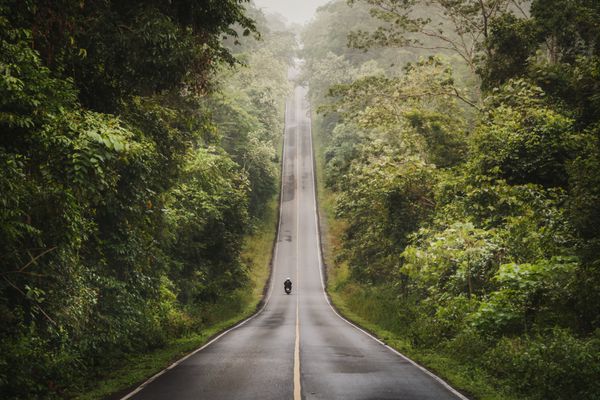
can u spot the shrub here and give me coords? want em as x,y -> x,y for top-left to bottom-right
485,328 -> 600,400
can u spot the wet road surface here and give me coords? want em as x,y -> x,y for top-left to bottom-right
123,69 -> 468,400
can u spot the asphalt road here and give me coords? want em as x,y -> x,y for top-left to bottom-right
123,72 -> 468,400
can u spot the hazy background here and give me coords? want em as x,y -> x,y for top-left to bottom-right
254,0 -> 331,25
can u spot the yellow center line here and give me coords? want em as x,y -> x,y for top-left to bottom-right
294,295 -> 300,399
293,88 -> 302,400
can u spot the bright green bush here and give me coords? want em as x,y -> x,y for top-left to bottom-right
473,88 -> 577,188
473,258 -> 579,336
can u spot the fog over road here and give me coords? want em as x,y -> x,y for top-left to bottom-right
123,67 -> 467,400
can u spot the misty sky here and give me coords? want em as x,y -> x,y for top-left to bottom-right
253,0 -> 331,25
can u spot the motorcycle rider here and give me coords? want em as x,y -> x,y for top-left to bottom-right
284,277 -> 292,293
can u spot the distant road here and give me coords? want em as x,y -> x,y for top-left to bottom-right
121,66 -> 468,400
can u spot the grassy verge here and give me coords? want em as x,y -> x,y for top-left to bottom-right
311,115 -> 347,285
310,113 -> 511,400
326,285 -> 512,400
78,304 -> 256,400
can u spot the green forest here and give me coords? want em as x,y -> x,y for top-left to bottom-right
302,0 -> 600,399
0,0 -> 294,398
3,0 -> 600,399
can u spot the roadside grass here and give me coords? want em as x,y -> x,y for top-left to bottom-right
77,299 -> 255,400
311,115 -> 347,284
327,285 -> 513,400
244,197 -> 278,304
310,113 -> 514,400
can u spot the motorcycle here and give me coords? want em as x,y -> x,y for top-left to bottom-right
284,286 -> 292,295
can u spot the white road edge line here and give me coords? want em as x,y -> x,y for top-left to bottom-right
119,100 -> 291,400
304,88 -> 470,400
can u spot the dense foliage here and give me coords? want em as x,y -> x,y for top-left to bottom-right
302,1 -> 600,398
0,1 -> 292,397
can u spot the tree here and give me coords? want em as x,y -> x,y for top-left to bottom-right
348,0 -> 529,72
337,142 -> 437,282
472,79 -> 578,188
323,57 -> 469,166
9,0 -> 257,112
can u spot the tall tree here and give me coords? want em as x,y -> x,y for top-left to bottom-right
348,0 -> 528,72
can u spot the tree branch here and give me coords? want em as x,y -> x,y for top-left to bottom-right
2,276 -> 57,326
19,246 -> 57,272
453,87 -> 481,110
